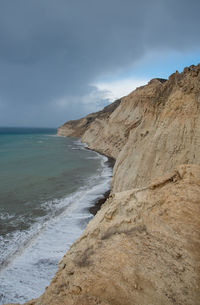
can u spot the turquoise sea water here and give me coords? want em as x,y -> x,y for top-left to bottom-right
0,127 -> 112,304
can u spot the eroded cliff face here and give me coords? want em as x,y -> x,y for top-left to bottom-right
111,67 -> 200,192
6,64 -> 200,305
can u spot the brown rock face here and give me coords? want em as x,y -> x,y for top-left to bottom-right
6,64 -> 200,305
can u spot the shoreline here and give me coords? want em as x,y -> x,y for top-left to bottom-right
89,190 -> 110,216
89,155 -> 115,216
57,135 -> 115,216
0,138 -> 114,305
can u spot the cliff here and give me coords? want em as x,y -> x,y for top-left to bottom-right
57,99 -> 121,138
6,64 -> 200,305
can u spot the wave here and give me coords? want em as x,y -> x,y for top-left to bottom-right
0,213 -> 15,220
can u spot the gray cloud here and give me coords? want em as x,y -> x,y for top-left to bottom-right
0,0 -> 200,127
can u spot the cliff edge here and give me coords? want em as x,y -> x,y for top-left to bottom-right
6,64 -> 200,305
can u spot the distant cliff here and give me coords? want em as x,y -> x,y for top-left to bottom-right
7,64 -> 200,305
57,99 -> 121,138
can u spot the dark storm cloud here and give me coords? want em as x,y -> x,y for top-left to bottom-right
0,0 -> 200,127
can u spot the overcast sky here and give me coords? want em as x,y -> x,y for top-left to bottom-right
0,0 -> 200,127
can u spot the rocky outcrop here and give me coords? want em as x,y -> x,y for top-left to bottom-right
6,64 -> 200,305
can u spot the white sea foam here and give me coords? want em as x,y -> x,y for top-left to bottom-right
0,212 -> 15,220
0,147 -> 112,305
85,156 -> 100,159
45,134 -> 59,137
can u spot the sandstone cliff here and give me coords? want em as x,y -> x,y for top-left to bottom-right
6,64 -> 200,305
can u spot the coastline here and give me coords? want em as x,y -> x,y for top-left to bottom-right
86,149 -> 115,216
0,137 -> 114,305
64,137 -> 116,217
5,64 -> 200,305
89,190 -> 110,216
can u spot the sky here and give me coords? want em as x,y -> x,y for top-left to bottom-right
0,0 -> 200,127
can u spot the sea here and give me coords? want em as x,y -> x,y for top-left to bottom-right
0,127 -> 112,304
